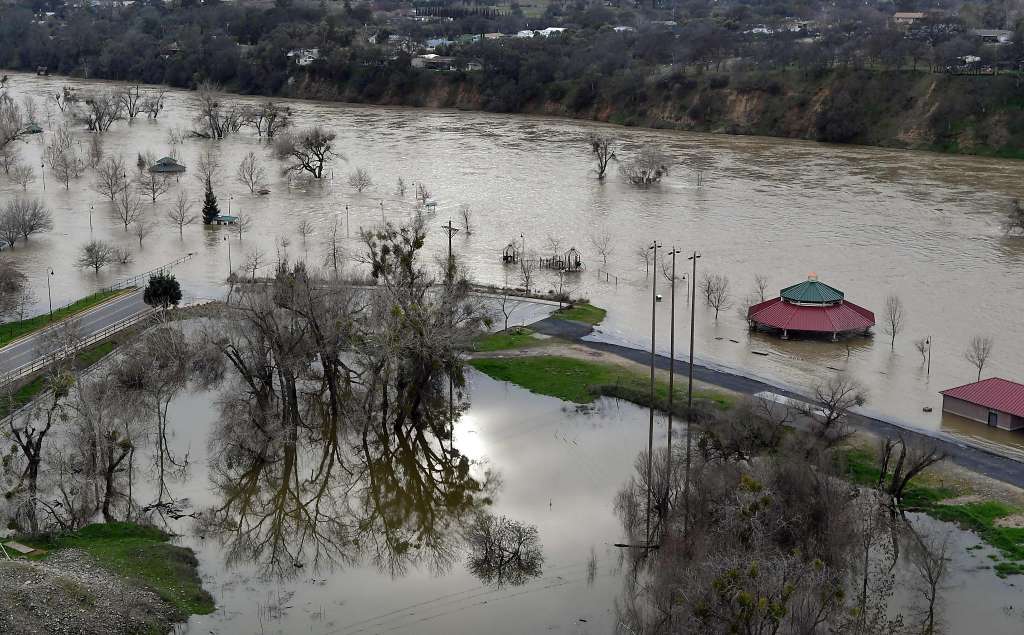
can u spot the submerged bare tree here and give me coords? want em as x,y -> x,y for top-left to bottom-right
114,184 -> 143,231
701,272 -> 731,320
75,91 -> 124,132
166,191 -> 197,236
1002,198 -> 1024,237
275,126 -> 341,179
136,169 -> 171,203
77,240 -> 115,273
883,294 -> 905,348
9,163 -> 33,190
95,156 -> 127,200
348,167 -> 373,192
236,151 -> 265,193
964,334 -> 993,381
586,133 -> 616,179
620,145 -> 669,186
589,229 -> 614,265
191,81 -> 244,139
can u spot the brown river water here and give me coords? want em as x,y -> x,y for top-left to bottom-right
3,71 -> 1024,460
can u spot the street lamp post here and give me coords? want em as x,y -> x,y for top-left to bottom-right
684,251 -> 701,532
224,236 -> 232,278
441,220 -> 461,454
89,203 -> 94,231
645,240 -> 661,549
380,200 -> 385,225
345,204 -> 350,238
927,336 -> 932,376
40,162 -> 45,190
46,268 -> 54,319
664,247 -> 681,508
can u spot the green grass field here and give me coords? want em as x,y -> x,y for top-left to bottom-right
468,355 -> 732,412
475,327 -> 545,352
553,303 -> 606,325
0,288 -> 129,348
25,522 -> 215,616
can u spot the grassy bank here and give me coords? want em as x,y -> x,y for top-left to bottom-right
24,522 -> 215,616
844,448 -> 1024,577
553,303 -> 606,325
469,355 -> 733,412
0,288 -> 130,348
475,327 -> 548,352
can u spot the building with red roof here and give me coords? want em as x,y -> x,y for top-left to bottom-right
746,275 -> 875,341
940,378 -> 1024,431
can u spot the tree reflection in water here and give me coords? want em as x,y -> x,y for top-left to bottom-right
192,218 -> 536,582
464,513 -> 544,587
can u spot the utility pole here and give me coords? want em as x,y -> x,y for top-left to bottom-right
684,251 -> 700,533
927,336 -> 932,376
224,236 -> 232,278
665,247 -> 680,509
646,240 -> 661,549
441,219 -> 460,452
345,204 -> 350,238
380,200 -> 385,224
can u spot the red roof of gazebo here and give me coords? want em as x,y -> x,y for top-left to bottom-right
747,296 -> 875,333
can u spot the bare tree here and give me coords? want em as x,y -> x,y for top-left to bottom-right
701,272 -> 731,319
914,337 -> 929,363
810,374 -> 866,446
75,91 -> 124,132
0,95 -> 27,157
191,81 -> 243,139
296,218 -> 315,259
347,167 -> 373,192
877,436 -> 946,502
166,191 -> 196,236
322,217 -> 344,276
243,100 -> 291,138
0,205 -> 21,248
275,126 -> 341,179
13,198 -> 53,241
754,274 -> 769,302
194,147 -> 220,190
589,229 -> 614,265
10,163 -> 34,190
883,294 -> 905,348
1001,198 -> 1024,237
77,240 -> 115,273
963,335 -> 993,381
497,273 -> 523,330
460,204 -> 473,235
0,143 -> 19,174
586,133 -> 616,179
634,243 -> 652,276
94,156 -> 126,200
395,177 -> 407,197
141,90 -> 166,119
86,133 -> 104,168
907,528 -> 951,635
118,86 -> 145,120
235,213 -> 252,241
136,170 -> 171,203
236,151 -> 265,193
519,255 -> 536,291
113,246 -> 133,265
46,126 -> 84,189
243,248 -> 267,281
415,182 -> 432,205
620,145 -> 670,186
132,217 -> 153,246
114,185 -> 143,231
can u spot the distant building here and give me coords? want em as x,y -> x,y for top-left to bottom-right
287,48 -> 320,66
515,30 -> 536,38
536,27 -> 567,37
893,12 -> 926,25
425,37 -> 454,50
972,28 -> 1012,44
149,156 -> 186,174
483,32 -> 505,40
613,26 -> 635,32
412,54 -> 457,70
940,378 -> 1024,431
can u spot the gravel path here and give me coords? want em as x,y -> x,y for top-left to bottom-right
0,549 -> 179,635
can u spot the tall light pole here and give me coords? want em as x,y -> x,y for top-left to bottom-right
380,200 -> 385,225
645,240 -> 661,549
89,203 -> 94,232
441,219 -> 460,452
684,251 -> 701,533
926,336 -> 932,376
664,247 -> 681,508
224,236 -> 232,278
441,219 -> 459,282
40,161 -> 45,190
46,268 -> 54,319
345,204 -> 350,238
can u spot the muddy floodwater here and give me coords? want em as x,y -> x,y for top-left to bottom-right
104,367 -> 1020,635
3,72 -> 1024,457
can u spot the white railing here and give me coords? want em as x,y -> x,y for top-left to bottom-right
0,308 -> 156,391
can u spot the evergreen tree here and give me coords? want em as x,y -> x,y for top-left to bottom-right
202,186 -> 221,225
143,272 -> 183,308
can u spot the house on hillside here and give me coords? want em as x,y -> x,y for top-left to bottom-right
892,12 -> 926,26
412,54 -> 457,70
972,29 -> 1013,44
940,378 -> 1024,431
287,48 -> 320,66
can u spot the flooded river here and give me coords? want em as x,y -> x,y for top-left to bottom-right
3,71 -> 1024,456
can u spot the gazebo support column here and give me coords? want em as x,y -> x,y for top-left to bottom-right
781,329 -> 788,340
831,332 -> 837,342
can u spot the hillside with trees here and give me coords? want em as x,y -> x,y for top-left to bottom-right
3,0 -> 1024,155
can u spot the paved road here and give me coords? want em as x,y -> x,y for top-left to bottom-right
530,316 -> 1024,489
0,290 -> 150,375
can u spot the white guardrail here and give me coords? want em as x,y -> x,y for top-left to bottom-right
0,308 -> 156,391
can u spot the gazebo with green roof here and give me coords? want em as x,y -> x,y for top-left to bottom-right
746,274 -> 875,340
